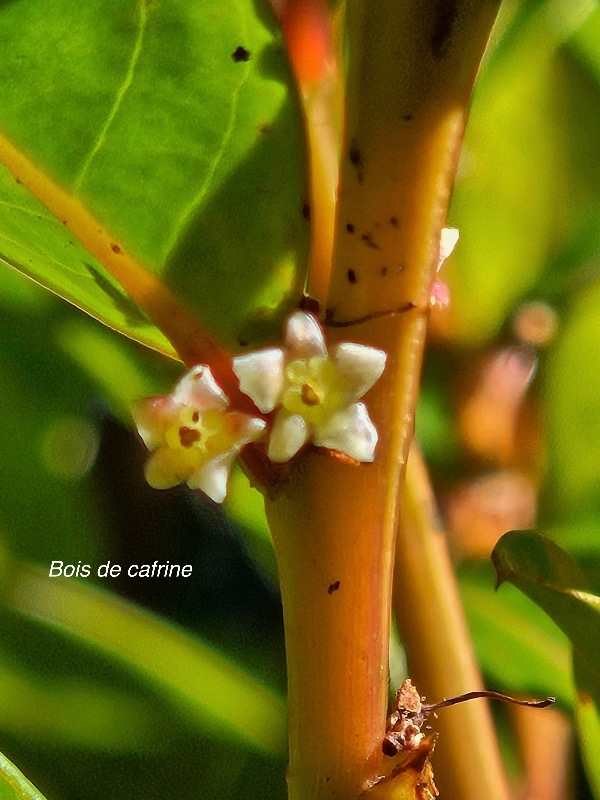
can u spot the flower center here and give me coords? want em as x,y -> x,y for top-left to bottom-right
282,357 -> 343,424
178,426 -> 201,448
165,407 -> 229,461
300,382 -> 322,406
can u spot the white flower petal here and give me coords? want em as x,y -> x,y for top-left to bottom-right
233,348 -> 285,412
285,311 -> 327,358
437,227 -> 459,271
233,414 -> 268,443
144,447 -> 189,489
268,411 -> 310,462
188,453 -> 234,503
314,403 -> 378,462
132,397 -> 170,450
172,365 -> 229,409
332,343 -> 386,401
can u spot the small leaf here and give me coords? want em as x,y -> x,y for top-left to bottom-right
492,530 -> 588,595
0,750 -> 48,800
493,531 -> 600,797
491,531 -> 599,664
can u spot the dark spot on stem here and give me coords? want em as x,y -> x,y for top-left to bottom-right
381,266 -> 388,276
390,216 -> 399,228
258,123 -> 272,134
347,269 -> 358,284
302,201 -> 311,220
349,140 -> 362,168
349,139 -> 364,183
401,113 -> 414,121
328,581 -> 340,594
346,223 -> 355,234
232,46 -> 251,63
431,0 -> 458,60
361,232 -> 379,250
111,243 -> 122,254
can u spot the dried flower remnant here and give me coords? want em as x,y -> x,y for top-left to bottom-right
383,680 -> 427,756
429,226 -> 458,309
133,366 -> 266,503
232,311 -> 386,463
383,679 -> 555,757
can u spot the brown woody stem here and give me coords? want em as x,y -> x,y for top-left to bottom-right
264,3 -> 501,799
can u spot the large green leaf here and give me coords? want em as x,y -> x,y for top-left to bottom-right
492,531 -> 600,797
0,751 -> 47,800
0,0 -> 308,352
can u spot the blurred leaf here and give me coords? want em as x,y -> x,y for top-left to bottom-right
224,467 -> 278,585
0,558 -> 286,756
567,5 -> 600,86
445,8 -> 564,343
574,655 -> 600,800
0,283 -> 107,564
0,751 -> 47,800
57,316 -> 178,423
459,562 -> 572,708
493,530 -> 600,794
0,606 -> 177,755
0,0 -> 308,351
544,279 -> 600,515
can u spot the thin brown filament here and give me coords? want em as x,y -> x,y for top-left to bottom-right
423,691 -> 555,714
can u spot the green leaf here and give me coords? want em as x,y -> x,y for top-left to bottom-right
0,0 -> 308,351
492,531 -> 600,797
0,751 -> 47,800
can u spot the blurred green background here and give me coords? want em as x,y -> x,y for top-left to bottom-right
0,1 -> 600,798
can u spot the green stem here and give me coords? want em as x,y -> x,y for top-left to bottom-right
265,3 -> 501,799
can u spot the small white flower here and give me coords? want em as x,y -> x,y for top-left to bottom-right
233,311 -> 386,463
133,366 -> 266,503
437,227 -> 459,270
430,226 -> 458,308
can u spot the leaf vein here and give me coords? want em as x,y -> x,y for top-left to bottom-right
163,0 -> 250,260
72,0 -> 149,191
